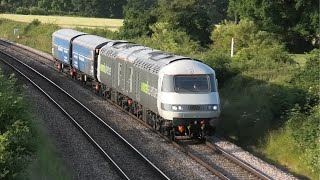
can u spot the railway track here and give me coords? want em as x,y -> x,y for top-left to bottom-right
0,39 -> 272,180
177,140 -> 271,180
0,43 -> 170,180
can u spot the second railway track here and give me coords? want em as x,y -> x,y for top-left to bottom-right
0,44 -> 170,180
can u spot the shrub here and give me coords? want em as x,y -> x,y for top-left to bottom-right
201,52 -> 236,87
16,7 -> 30,15
29,7 -> 48,15
0,71 -> 36,179
24,19 -> 41,33
211,19 -> 281,55
135,22 -> 200,56
291,49 -> 320,106
286,105 -> 320,175
217,37 -> 301,145
284,49 -> 320,175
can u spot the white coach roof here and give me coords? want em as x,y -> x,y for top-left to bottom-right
52,29 -> 86,41
73,35 -> 112,50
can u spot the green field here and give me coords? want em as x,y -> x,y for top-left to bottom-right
0,14 -> 123,31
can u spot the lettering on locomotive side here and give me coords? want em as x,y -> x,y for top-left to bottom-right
141,82 -> 157,98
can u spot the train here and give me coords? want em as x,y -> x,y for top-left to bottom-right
52,29 -> 220,140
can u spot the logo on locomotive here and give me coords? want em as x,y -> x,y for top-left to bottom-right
141,82 -> 157,98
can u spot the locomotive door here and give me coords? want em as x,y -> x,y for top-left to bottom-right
125,66 -> 133,95
117,62 -> 125,92
135,71 -> 141,101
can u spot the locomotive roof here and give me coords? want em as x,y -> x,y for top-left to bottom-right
73,35 -> 112,50
52,29 -> 87,41
100,41 -> 193,74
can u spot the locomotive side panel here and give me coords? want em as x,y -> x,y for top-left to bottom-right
97,53 -> 113,86
138,68 -> 159,114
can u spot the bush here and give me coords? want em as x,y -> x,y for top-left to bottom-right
0,71 -> 36,179
211,19 -> 281,55
291,49 -> 320,106
217,38 -> 301,145
284,49 -> 320,175
135,22 -> 201,56
286,105 -> 320,175
16,7 -> 30,15
29,7 -> 48,15
201,52 -> 236,87
24,19 -> 41,33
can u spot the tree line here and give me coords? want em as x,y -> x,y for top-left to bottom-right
121,0 -> 318,52
0,0 -> 127,18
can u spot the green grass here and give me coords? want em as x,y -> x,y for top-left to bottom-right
0,18 -> 58,53
259,128 -> 319,180
290,54 -> 309,67
21,120 -> 71,180
0,14 -> 123,31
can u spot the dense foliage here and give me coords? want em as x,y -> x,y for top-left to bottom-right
287,50 -> 320,174
155,0 -> 211,45
228,0 -> 319,52
0,71 -> 36,179
119,0 -> 157,38
0,0 -> 127,18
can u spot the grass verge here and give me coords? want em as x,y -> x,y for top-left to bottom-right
259,128 -> 318,180
20,119 -> 71,180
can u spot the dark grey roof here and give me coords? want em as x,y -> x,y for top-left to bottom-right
52,29 -> 86,41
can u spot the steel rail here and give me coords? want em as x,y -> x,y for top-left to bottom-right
0,49 -> 170,180
205,141 -> 271,180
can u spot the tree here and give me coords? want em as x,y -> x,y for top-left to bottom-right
107,0 -> 127,18
120,0 -> 157,38
137,22 -> 200,56
204,0 -> 229,25
156,0 -> 211,45
228,0 -> 319,52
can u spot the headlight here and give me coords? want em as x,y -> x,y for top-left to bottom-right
208,105 -> 218,111
172,105 -> 178,111
178,106 -> 183,110
213,105 -> 218,111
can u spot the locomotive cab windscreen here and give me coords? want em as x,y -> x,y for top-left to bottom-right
162,74 -> 217,93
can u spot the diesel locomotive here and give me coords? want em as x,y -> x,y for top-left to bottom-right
52,29 -> 221,140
